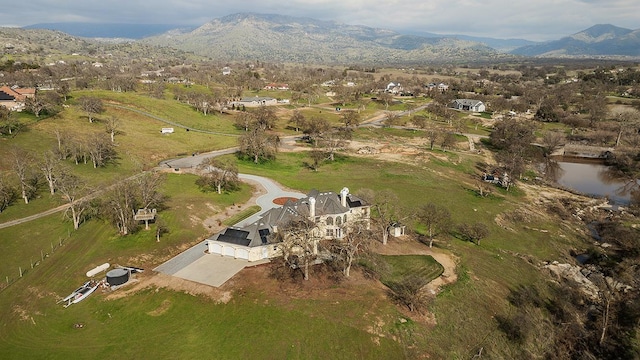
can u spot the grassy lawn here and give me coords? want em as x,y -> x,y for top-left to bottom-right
379,255 -> 444,285
0,284 -> 403,360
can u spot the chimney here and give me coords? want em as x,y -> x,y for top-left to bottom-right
340,187 -> 349,208
309,197 -> 316,218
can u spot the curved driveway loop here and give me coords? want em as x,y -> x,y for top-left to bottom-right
154,172 -> 304,287
236,173 -> 305,227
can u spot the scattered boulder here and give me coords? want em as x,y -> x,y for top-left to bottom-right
544,262 -> 600,300
357,146 -> 380,155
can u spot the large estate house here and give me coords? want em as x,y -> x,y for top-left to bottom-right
206,188 -> 370,262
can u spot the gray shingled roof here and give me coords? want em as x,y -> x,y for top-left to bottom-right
453,99 -> 483,107
210,189 -> 367,248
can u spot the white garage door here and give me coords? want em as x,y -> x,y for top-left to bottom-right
210,243 -> 223,255
236,248 -> 249,260
224,246 -> 235,257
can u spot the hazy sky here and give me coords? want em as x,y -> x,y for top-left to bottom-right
2,0 -> 638,41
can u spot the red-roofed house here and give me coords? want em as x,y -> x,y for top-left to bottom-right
0,86 -> 36,111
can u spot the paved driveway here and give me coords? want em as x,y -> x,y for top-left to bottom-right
154,169 -> 303,287
173,255 -> 268,287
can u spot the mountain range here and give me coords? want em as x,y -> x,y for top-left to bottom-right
23,22 -> 194,40
16,14 -> 640,63
138,13 -> 503,64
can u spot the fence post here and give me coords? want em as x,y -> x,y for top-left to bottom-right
5,276 -> 8,285
19,267 -> 22,278
31,258 -> 33,269
41,250 -> 44,261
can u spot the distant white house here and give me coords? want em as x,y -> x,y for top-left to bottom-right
161,128 -> 174,134
222,66 -> 231,75
426,83 -> 449,92
264,83 -> 289,90
386,82 -> 403,94
230,96 -> 278,108
450,99 -> 486,112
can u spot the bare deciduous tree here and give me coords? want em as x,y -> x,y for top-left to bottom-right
105,115 -> 121,143
253,105 -> 277,130
196,158 -> 239,194
87,133 -> 116,168
234,111 -> 255,132
79,96 -> 103,123
102,180 -> 138,236
155,217 -> 169,242
39,150 -> 60,195
10,147 -> 37,204
541,131 -> 566,157
288,110 -> 306,132
317,127 -> 351,161
457,222 -> 490,245
329,219 -> 372,277
135,172 -> 166,209
0,175 -> 17,213
238,128 -> 278,164
613,108 -> 640,147
387,275 -> 431,313
303,116 -> 331,144
272,218 -> 321,281
56,171 -> 90,230
418,203 -> 451,248
357,188 -> 402,245
341,110 -> 361,129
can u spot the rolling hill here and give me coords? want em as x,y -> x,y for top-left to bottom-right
140,13 -> 504,64
511,24 -> 640,57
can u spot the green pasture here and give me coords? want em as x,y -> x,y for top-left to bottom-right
0,88 -> 594,358
72,90 -> 243,136
0,284 -> 404,360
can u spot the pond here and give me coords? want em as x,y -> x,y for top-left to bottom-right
541,157 -> 639,206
